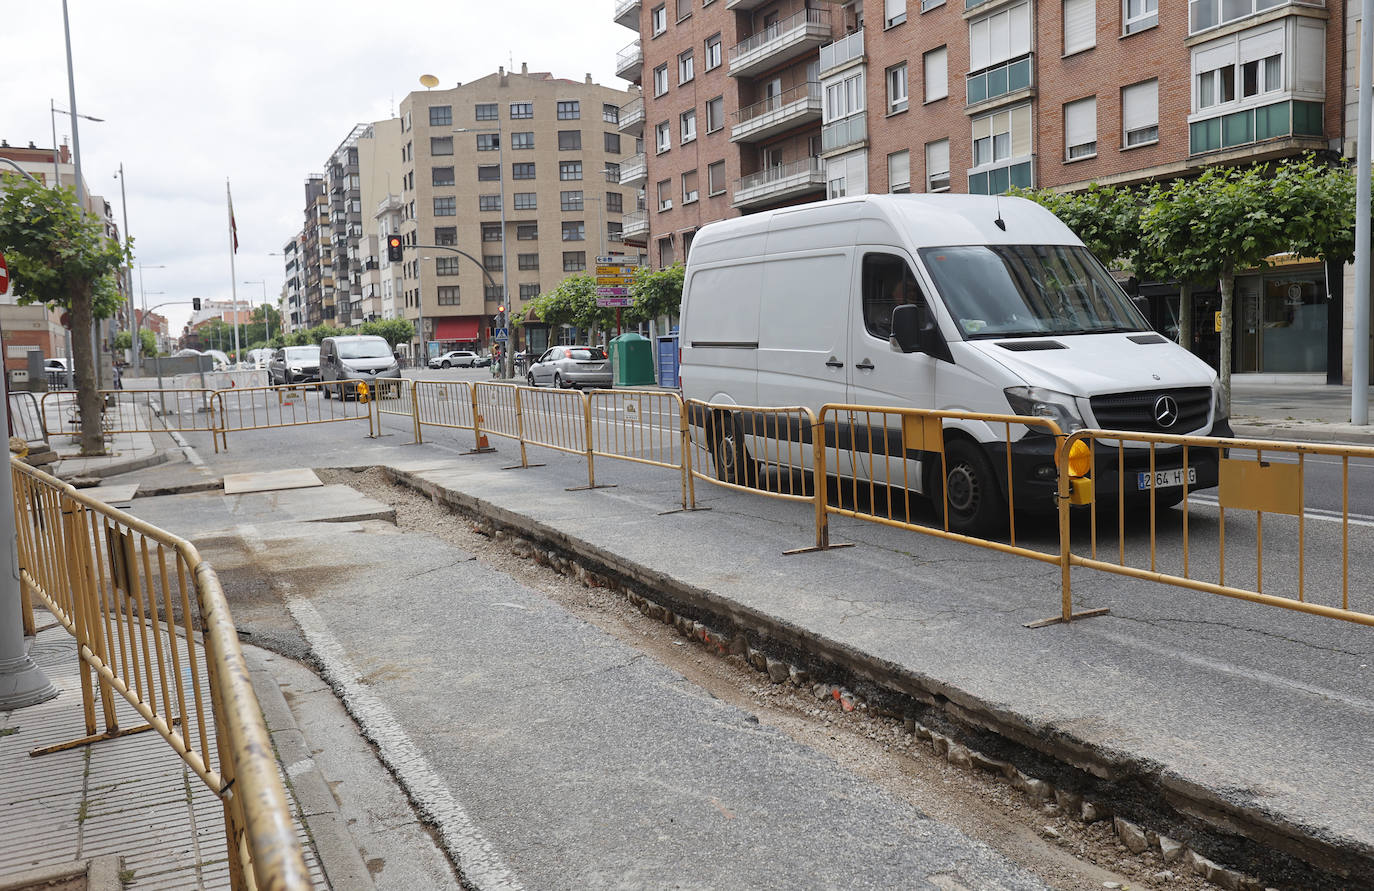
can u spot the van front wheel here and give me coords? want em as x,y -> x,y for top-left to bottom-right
930,439 -> 1005,537
709,412 -> 757,488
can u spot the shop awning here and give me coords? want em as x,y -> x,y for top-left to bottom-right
434,317 -> 480,341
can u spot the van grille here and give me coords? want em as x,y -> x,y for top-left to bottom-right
1089,387 -> 1211,433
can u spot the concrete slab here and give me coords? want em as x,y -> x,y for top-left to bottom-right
129,485 -> 394,537
82,482 -> 139,507
223,467 -> 323,495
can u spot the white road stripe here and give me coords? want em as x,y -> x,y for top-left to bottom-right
1185,495 -> 1374,527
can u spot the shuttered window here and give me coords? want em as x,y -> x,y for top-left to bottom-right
885,0 -> 907,27
1122,79 -> 1159,146
923,47 -> 948,102
1065,97 -> 1097,159
1063,0 -> 1096,56
888,150 -> 910,192
925,140 -> 950,192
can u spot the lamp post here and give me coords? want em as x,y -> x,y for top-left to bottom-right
243,280 -> 271,343
137,265 -> 165,372
453,122 -> 510,378
48,100 -> 102,190
113,164 -> 137,367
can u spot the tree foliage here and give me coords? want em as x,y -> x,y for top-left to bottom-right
112,328 -> 157,356
1012,184 -> 1148,274
626,262 -> 684,325
516,273 -> 617,332
0,175 -> 129,454
359,317 -> 416,347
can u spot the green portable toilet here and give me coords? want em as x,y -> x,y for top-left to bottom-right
609,332 -> 656,387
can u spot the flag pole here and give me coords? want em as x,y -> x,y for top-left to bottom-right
226,179 -> 241,365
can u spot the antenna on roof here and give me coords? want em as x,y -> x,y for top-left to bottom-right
994,194 -> 1007,231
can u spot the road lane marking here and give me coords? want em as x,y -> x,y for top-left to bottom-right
1185,495 -> 1374,527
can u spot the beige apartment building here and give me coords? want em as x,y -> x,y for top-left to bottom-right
395,67 -> 638,360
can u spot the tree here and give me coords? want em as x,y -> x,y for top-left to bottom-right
626,263 -> 684,326
112,328 -> 157,357
520,273 -> 616,335
1013,183 -> 1147,273
0,176 -> 127,454
359,318 -> 416,347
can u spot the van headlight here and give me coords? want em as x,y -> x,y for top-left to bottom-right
1005,387 -> 1085,434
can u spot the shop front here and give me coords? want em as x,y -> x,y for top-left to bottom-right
432,316 -> 483,356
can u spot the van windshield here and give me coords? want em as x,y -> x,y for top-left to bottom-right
919,245 -> 1148,339
339,340 -> 392,359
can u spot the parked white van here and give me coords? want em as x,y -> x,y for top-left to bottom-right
678,194 -> 1231,534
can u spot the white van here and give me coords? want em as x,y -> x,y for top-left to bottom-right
678,194 -> 1231,534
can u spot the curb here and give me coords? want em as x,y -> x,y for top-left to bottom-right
53,448 -> 168,481
243,644 -> 377,891
1231,422 -> 1374,447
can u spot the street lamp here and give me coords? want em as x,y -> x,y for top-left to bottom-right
48,100 -> 102,190
135,263 -> 165,373
243,280 -> 271,343
453,123 -> 510,378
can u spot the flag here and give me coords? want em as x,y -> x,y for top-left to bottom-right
227,180 -> 239,254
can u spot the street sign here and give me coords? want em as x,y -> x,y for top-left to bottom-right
493,327 -> 508,339
595,276 -> 633,287
595,286 -> 630,297
596,265 -> 636,276
596,296 -> 633,307
0,252 -> 8,294
597,255 -> 640,265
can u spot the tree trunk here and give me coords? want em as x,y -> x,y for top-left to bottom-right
1177,282 -> 1193,351
69,284 -> 105,456
1218,265 -> 1234,416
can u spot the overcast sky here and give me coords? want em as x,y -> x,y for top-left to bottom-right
5,1 -> 628,334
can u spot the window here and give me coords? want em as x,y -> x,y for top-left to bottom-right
520,283 -> 541,299
475,103 -> 498,120
658,237 -> 675,268
969,2 -> 1031,72
432,167 -> 455,186
706,96 -> 725,132
557,100 -> 580,120
517,223 -> 539,240
657,179 -> 673,211
512,162 -> 536,179
922,0 -> 944,10
563,251 -> 587,272
484,284 -> 502,300
861,253 -> 928,339
429,106 -> 452,126
888,150 -> 911,192
510,102 -> 533,119
605,162 -> 621,183
925,140 -> 950,191
607,222 -> 624,243
969,105 -> 1033,193
607,191 -> 623,212
682,170 -> 699,204
705,34 -> 722,70
1064,0 -> 1096,55
603,103 -> 620,124
478,165 -> 501,181
605,132 -> 621,153
562,221 -> 585,241
480,195 -> 502,212
1197,65 -> 1234,109
434,227 -> 457,246
656,121 -> 671,153
559,161 -> 583,180
680,109 -> 697,143
481,223 -> 502,242
511,131 -> 534,150
437,286 -> 461,305
430,136 -> 453,156
708,160 -> 726,196
433,196 -> 456,216
654,64 -> 669,97
651,4 -> 667,35
887,63 -> 908,114
1064,97 -> 1098,159
518,253 -> 539,270
561,190 -> 584,211
514,193 -> 538,210
677,0 -> 691,20
923,48 -> 947,103
824,71 -> 865,122
885,0 -> 906,27
1123,79 -> 1159,146
477,133 -> 499,151
679,49 -> 695,84
483,255 -> 503,271
558,130 -> 582,151
1126,0 -> 1157,34
436,257 -> 463,276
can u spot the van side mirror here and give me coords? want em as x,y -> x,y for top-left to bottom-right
890,304 -> 953,364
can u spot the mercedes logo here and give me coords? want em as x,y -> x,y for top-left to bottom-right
1153,395 -> 1179,428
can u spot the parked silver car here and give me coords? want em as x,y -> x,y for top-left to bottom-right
526,346 -> 611,389
428,350 -> 480,369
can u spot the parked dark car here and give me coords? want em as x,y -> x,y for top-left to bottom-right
269,346 -> 321,385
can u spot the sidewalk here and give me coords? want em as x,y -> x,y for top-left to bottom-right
1230,374 -> 1374,445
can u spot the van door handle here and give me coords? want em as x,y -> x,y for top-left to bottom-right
825,358 -> 844,368
855,359 -> 875,371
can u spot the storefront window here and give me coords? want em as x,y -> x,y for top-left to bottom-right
1235,272 -> 1327,373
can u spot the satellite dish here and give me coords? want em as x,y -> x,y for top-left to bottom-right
419,74 -> 440,89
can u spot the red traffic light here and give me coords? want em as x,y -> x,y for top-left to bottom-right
386,235 -> 404,262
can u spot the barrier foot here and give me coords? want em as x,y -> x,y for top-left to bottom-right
782,542 -> 855,555
29,718 -> 170,757
1024,607 -> 1111,629
502,463 -> 545,470
658,505 -> 712,515
464,446 -> 498,455
566,483 -> 616,492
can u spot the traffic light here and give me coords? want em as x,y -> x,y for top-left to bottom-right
192,298 -> 201,311
386,234 -> 404,262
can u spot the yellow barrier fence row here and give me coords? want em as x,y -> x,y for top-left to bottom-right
11,458 -> 311,890
41,389 -> 224,452
413,380 -> 479,447
216,381 -> 374,440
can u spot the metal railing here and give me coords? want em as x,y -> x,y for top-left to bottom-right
732,82 -> 822,127
41,389 -> 224,452
728,8 -> 829,65
414,380 -> 479,446
819,30 -> 864,73
11,458 -> 310,889
9,391 -> 46,444
821,112 -> 867,153
215,381 -> 374,440
589,389 -> 694,509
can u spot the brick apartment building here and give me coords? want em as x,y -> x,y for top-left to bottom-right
617,0 -> 1352,378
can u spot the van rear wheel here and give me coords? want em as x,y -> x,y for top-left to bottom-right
928,439 -> 1005,537
709,411 -> 757,488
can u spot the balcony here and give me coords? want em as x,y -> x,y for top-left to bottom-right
819,30 -> 864,76
618,96 -> 645,137
622,209 -> 649,242
613,0 -> 641,30
620,152 -> 648,186
821,111 -> 867,154
615,39 -> 643,83
731,157 -> 825,209
731,82 -> 822,143
725,0 -> 770,9
729,9 -> 831,79
966,55 -> 1033,109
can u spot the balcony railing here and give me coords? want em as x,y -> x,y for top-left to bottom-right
614,0 -> 641,30
1189,99 -> 1324,155
821,111 -> 867,153
731,82 -> 823,143
620,152 -> 648,185
728,8 -> 831,78
616,39 -> 643,81
819,30 -> 864,74
966,55 -> 1033,107
622,209 -> 649,239
732,156 -> 826,208
618,96 -> 645,135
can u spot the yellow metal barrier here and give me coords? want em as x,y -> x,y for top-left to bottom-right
41,389 -> 223,452
1059,428 -> 1374,628
215,381 -> 373,441
11,458 -> 311,890
588,388 -> 694,510
517,385 -> 590,470
370,378 -> 415,439
413,379 -> 482,449
473,381 -> 527,465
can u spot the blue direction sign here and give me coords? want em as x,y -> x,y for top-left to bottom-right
493,327 -> 508,339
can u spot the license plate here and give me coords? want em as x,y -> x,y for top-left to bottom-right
1137,467 -> 1197,490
